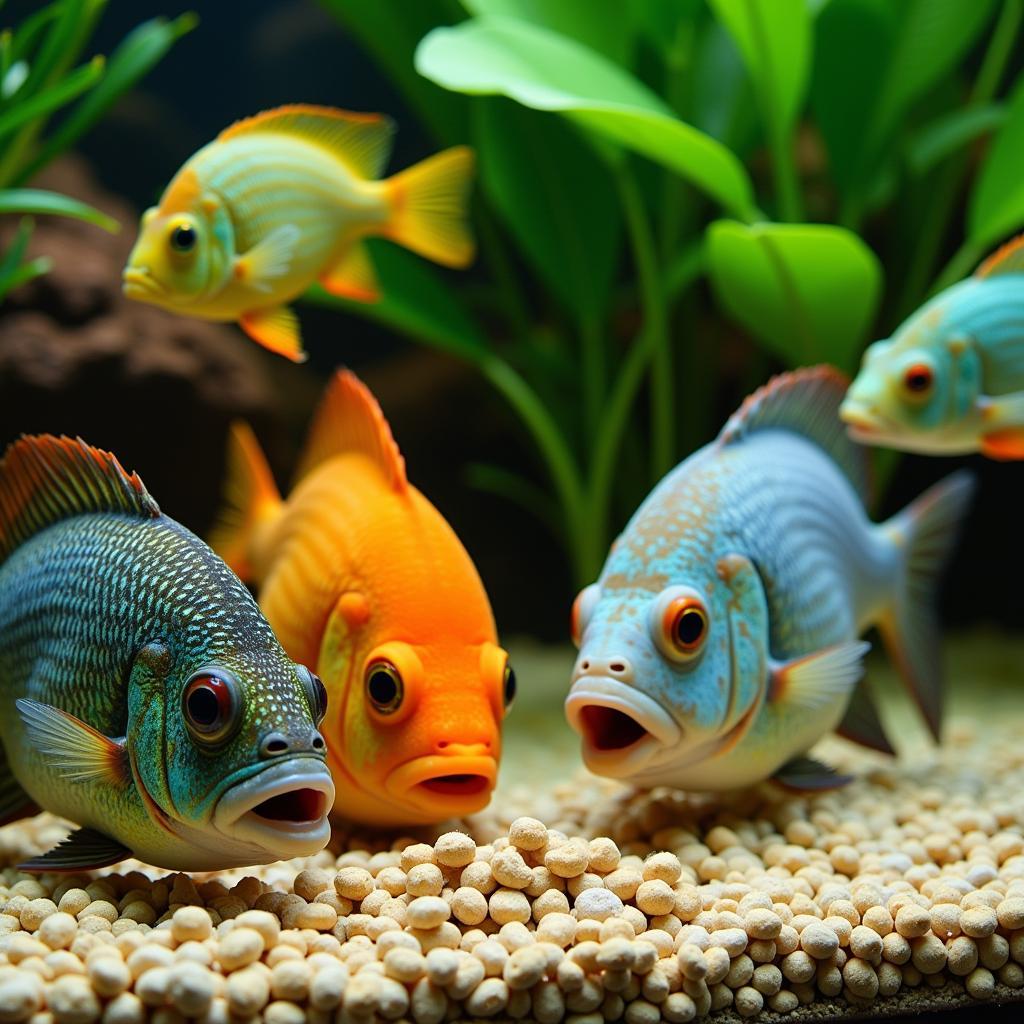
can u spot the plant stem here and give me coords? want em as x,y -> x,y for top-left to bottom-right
475,207 -> 530,339
771,126 -> 803,223
616,165 -> 673,481
579,310 -> 605,441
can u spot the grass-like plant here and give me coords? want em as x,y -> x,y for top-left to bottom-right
0,0 -> 195,301
316,0 -> 1024,588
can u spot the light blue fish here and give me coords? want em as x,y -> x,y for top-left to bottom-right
566,368 -> 974,790
841,235 -> 1024,459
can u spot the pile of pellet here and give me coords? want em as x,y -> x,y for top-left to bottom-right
3,720 -> 1024,1022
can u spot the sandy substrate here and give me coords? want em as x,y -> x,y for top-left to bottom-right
1,633 -> 1023,1022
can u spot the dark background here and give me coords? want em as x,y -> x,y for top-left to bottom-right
0,0 -> 1016,644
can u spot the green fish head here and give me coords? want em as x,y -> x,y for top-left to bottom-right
127,639 -> 334,868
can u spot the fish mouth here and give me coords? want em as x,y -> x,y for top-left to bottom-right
214,757 -> 334,859
838,398 -> 890,440
387,754 -> 497,815
565,679 -> 680,779
122,266 -> 168,300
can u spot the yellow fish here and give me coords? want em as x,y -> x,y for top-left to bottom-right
122,104 -> 475,361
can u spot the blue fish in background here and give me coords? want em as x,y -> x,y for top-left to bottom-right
842,235 -> 1024,459
566,368 -> 974,791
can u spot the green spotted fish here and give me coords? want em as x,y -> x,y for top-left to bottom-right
0,435 -> 335,872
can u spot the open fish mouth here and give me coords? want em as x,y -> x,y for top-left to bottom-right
565,679 -> 680,778
214,757 -> 334,858
388,754 -> 497,813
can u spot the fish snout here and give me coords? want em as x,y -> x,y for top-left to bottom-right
259,728 -> 327,760
573,653 -> 635,684
435,739 -> 492,756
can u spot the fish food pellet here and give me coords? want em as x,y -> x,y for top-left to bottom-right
434,832 -> 476,867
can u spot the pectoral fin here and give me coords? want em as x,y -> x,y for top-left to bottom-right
239,305 -> 304,362
233,223 -> 301,291
981,427 -> 1024,460
19,827 -> 131,873
773,756 -> 852,791
769,640 -> 870,712
16,698 -> 129,787
319,242 -> 380,302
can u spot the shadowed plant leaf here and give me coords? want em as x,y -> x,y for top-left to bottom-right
0,188 -> 118,232
708,0 -> 810,141
415,16 -> 756,219
969,75 -> 1024,253
906,103 -> 1006,177
474,99 -> 620,321
304,240 -> 486,361
707,220 -> 882,371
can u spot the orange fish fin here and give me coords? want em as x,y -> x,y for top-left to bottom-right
239,305 -> 305,362
320,242 -> 380,302
0,435 -> 159,561
219,104 -> 395,180
981,427 -> 1024,459
976,233 -> 1024,277
384,146 -> 476,268
768,641 -> 869,711
160,166 -> 203,213
295,369 -> 407,490
207,422 -> 284,582
234,223 -> 301,291
16,699 -> 130,787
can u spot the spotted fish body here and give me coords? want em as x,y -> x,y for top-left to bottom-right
842,235 -> 1024,459
566,369 -> 974,791
0,436 -> 334,872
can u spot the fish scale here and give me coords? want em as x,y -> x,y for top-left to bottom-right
0,436 -> 334,871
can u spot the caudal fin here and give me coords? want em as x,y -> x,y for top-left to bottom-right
878,471 -> 975,741
384,146 -> 475,268
207,423 -> 283,582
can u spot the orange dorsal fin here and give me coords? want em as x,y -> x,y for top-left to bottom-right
160,166 -> 202,214
976,233 -> 1024,278
219,104 -> 395,180
295,370 -> 407,490
0,435 -> 160,562
718,366 -> 872,502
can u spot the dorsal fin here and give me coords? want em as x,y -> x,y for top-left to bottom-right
718,366 -> 872,499
294,370 -> 407,491
0,435 -> 160,562
976,233 -> 1024,278
218,104 -> 395,181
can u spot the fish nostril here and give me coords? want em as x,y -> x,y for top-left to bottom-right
311,732 -> 326,752
437,740 -> 450,749
609,661 -> 627,674
580,659 -> 591,672
261,732 -> 289,758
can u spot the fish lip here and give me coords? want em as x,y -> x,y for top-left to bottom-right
386,754 -> 498,814
838,399 -> 888,437
122,266 -> 167,298
565,678 -> 680,779
213,756 -> 334,859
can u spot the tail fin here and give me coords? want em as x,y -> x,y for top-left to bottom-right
384,146 -> 475,268
878,471 -> 975,741
208,423 -> 284,583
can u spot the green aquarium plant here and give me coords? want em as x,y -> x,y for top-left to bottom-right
317,0 -> 1024,589
0,0 -> 195,301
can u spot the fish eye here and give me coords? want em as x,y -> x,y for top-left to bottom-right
902,362 -> 934,398
170,223 -> 197,253
650,589 -> 709,663
365,660 -> 403,715
571,583 -> 601,648
503,661 -> 517,710
182,669 -> 242,745
297,664 -> 328,726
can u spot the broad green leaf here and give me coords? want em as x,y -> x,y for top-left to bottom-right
0,55 -> 103,142
0,187 -> 118,232
690,18 -> 757,151
706,220 -> 882,371
318,0 -> 468,145
907,103 -> 1006,177
462,0 -> 632,64
969,75 -> 1024,252
708,0 -> 810,140
474,99 -> 620,321
415,17 -> 756,219
20,13 -> 198,184
868,0 -> 997,150
810,0 -> 894,194
304,240 -> 486,362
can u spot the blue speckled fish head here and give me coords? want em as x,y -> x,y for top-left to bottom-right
565,477 -> 772,784
841,281 -> 983,452
126,587 -> 335,863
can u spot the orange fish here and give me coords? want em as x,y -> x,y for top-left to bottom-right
210,371 -> 513,826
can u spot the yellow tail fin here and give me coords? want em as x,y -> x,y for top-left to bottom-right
384,146 -> 475,268
208,422 -> 284,582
